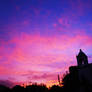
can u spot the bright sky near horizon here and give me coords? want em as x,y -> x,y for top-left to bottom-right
0,0 -> 92,87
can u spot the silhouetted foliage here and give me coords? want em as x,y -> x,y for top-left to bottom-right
0,85 -> 11,92
0,84 -> 49,92
49,85 -> 63,92
12,85 -> 25,92
26,84 -> 48,92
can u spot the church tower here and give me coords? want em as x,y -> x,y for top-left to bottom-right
76,49 -> 88,66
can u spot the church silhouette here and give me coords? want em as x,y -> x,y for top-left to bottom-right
68,49 -> 92,92
76,49 -> 88,66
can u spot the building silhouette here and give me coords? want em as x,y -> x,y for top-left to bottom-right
68,49 -> 92,92
76,49 -> 88,66
59,49 -> 91,91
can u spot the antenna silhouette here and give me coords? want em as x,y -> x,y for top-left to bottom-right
58,74 -> 61,85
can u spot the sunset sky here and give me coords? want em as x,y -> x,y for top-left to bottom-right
0,0 -> 92,87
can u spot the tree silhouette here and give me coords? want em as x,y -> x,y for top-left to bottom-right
0,85 -> 11,92
49,85 -> 63,92
12,85 -> 25,92
26,84 -> 48,92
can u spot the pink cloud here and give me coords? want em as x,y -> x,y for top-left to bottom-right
58,18 -> 63,24
53,23 -> 57,27
58,17 -> 70,27
16,6 -> 20,11
30,6 -> 40,16
0,32 -> 92,86
23,20 -> 30,25
1,32 -> 92,65
69,0 -> 92,17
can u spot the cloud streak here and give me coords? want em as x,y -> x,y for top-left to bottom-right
0,31 -> 92,86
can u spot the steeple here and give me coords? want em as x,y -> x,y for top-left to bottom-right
76,49 -> 88,66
